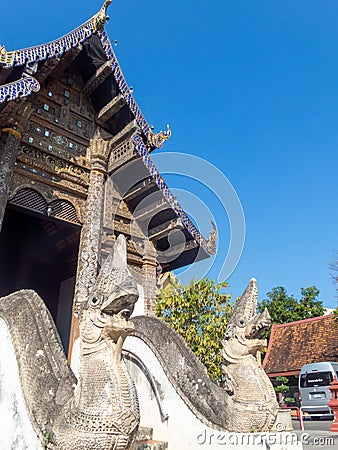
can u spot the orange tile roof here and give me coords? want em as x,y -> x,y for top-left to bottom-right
263,314 -> 338,377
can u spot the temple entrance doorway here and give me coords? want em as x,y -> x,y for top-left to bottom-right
0,206 -> 81,354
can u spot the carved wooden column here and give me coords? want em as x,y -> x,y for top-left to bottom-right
142,239 -> 158,316
0,127 -> 21,231
0,103 -> 33,232
69,135 -> 111,356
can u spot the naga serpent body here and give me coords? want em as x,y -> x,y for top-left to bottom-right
0,235 -> 140,450
0,242 -> 277,447
131,278 -> 278,433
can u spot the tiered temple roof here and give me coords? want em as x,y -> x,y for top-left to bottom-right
0,1 -> 216,272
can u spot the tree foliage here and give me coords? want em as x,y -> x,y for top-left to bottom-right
156,277 -> 232,384
274,376 -> 290,395
274,376 -> 295,406
257,285 -> 326,340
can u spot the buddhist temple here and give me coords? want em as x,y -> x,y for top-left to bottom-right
0,1 -> 216,354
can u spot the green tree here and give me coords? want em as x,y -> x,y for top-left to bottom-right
156,277 -> 232,384
258,285 -> 326,340
274,376 -> 295,406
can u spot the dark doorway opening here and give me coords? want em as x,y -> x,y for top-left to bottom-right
0,206 -> 81,353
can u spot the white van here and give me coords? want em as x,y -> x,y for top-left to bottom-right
299,361 -> 338,418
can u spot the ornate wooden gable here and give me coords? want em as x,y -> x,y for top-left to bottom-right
0,1 -> 216,315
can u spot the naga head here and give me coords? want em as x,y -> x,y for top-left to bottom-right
79,235 -> 139,352
223,278 -> 271,359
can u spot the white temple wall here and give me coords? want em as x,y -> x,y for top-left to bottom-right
123,335 -> 303,450
0,318 -> 41,450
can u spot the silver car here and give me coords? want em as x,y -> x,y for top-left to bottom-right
299,361 -> 338,418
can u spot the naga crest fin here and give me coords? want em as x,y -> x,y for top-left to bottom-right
231,278 -> 258,324
91,235 -> 139,315
224,278 -> 258,339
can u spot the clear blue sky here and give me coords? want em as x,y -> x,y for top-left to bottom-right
2,1 -> 338,308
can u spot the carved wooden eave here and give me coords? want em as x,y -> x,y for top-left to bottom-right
51,46 -> 83,79
148,218 -> 182,240
97,94 -> 126,126
122,177 -> 154,203
84,61 -> 114,96
35,58 -> 62,85
0,1 -> 216,272
0,2 -> 156,145
133,198 -> 169,222
110,120 -> 139,146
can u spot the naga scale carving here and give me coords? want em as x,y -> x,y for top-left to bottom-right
131,278 -> 278,432
0,235 -> 140,449
0,1 -> 277,444
0,238 -> 278,446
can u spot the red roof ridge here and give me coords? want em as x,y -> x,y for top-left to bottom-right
262,314 -> 335,370
270,313 -> 333,329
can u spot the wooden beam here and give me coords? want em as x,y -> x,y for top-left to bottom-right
156,239 -> 199,258
35,58 -> 61,84
148,218 -> 183,240
123,177 -> 154,202
84,61 -> 112,96
107,120 -> 139,173
97,93 -> 126,124
133,198 -> 169,222
110,120 -> 138,148
52,45 -> 82,78
0,68 -> 12,85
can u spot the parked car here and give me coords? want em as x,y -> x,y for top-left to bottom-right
299,361 -> 338,419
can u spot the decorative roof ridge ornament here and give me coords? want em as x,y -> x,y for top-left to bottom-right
207,220 -> 217,255
0,45 -> 15,67
148,124 -> 171,149
95,0 -> 113,31
0,75 -> 40,104
0,1 -> 112,70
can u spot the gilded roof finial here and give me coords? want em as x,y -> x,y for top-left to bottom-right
0,45 -> 15,67
95,0 -> 113,30
148,124 -> 171,149
0,46 -> 6,63
207,220 -> 217,255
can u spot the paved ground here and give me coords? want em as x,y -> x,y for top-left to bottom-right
291,417 -> 338,450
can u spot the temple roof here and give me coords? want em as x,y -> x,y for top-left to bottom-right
0,1 -> 216,271
263,314 -> 338,377
0,1 -> 159,146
